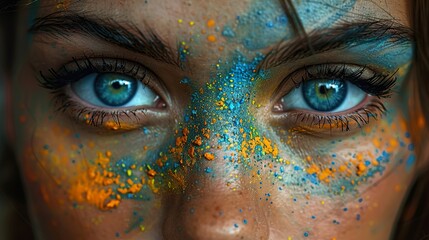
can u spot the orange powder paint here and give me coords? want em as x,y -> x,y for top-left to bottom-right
207,19 -> 215,27
68,151 -> 150,210
306,164 -> 335,183
207,35 -> 217,42
204,152 -> 215,161
193,136 -> 203,146
240,136 -> 279,160
356,162 -> 367,176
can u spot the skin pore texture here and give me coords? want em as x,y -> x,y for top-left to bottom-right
8,0 -> 424,239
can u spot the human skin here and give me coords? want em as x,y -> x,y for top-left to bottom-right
7,0 -> 426,239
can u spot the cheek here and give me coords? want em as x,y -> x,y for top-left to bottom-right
262,110 -> 415,238
16,115 -> 170,239
12,71 -> 169,239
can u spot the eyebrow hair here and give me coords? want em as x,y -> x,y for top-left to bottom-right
29,11 -> 180,67
259,20 -> 413,70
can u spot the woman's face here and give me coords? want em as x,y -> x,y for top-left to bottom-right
10,0 -> 420,239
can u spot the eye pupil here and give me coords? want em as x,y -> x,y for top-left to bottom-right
319,85 -> 328,94
302,79 -> 347,112
94,73 -> 138,107
111,81 -> 122,89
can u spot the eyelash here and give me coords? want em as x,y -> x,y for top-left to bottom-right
39,57 -> 154,128
39,58 -> 397,132
292,64 -> 397,97
279,64 -> 397,132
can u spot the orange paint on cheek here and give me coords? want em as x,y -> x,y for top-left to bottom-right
204,152 -> 215,161
66,151 -> 148,210
207,19 -> 216,27
207,35 -> 217,42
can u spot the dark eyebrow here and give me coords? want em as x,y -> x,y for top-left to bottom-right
29,11 -> 180,67
259,20 -> 413,70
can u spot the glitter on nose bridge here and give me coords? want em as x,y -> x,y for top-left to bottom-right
168,54 -> 280,175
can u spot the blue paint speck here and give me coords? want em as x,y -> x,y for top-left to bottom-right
294,165 -> 302,171
180,77 -> 190,84
222,26 -> 236,38
406,154 -> 416,172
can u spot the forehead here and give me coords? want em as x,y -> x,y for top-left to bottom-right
37,0 -> 410,49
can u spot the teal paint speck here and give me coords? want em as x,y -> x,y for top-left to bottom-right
406,154 -> 416,172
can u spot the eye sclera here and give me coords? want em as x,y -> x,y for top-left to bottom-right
68,72 -> 166,110
270,63 -> 396,106
40,57 -> 171,130
269,63 -> 395,132
276,80 -> 367,113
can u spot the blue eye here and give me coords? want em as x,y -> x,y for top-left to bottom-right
71,73 -> 158,108
302,79 -> 347,112
281,79 -> 366,113
94,73 -> 138,106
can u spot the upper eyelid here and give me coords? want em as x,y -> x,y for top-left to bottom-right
38,57 -> 150,90
271,63 -> 397,102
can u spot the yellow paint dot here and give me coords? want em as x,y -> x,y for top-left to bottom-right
178,19 -> 183,24
127,169 -> 132,177
207,35 -> 216,42
189,21 -> 195,26
207,19 -> 215,27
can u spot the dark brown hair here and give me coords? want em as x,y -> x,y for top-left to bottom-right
393,1 -> 429,239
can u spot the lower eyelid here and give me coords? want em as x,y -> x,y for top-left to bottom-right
60,102 -> 166,132
53,88 -> 167,131
270,97 -> 386,134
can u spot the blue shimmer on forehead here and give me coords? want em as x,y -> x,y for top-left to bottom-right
222,0 -> 357,50
348,40 -> 413,71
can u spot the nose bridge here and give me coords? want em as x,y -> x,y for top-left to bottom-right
161,57 -> 271,239
175,55 -> 264,180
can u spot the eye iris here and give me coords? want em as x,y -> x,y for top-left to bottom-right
302,79 -> 347,112
94,73 -> 138,106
